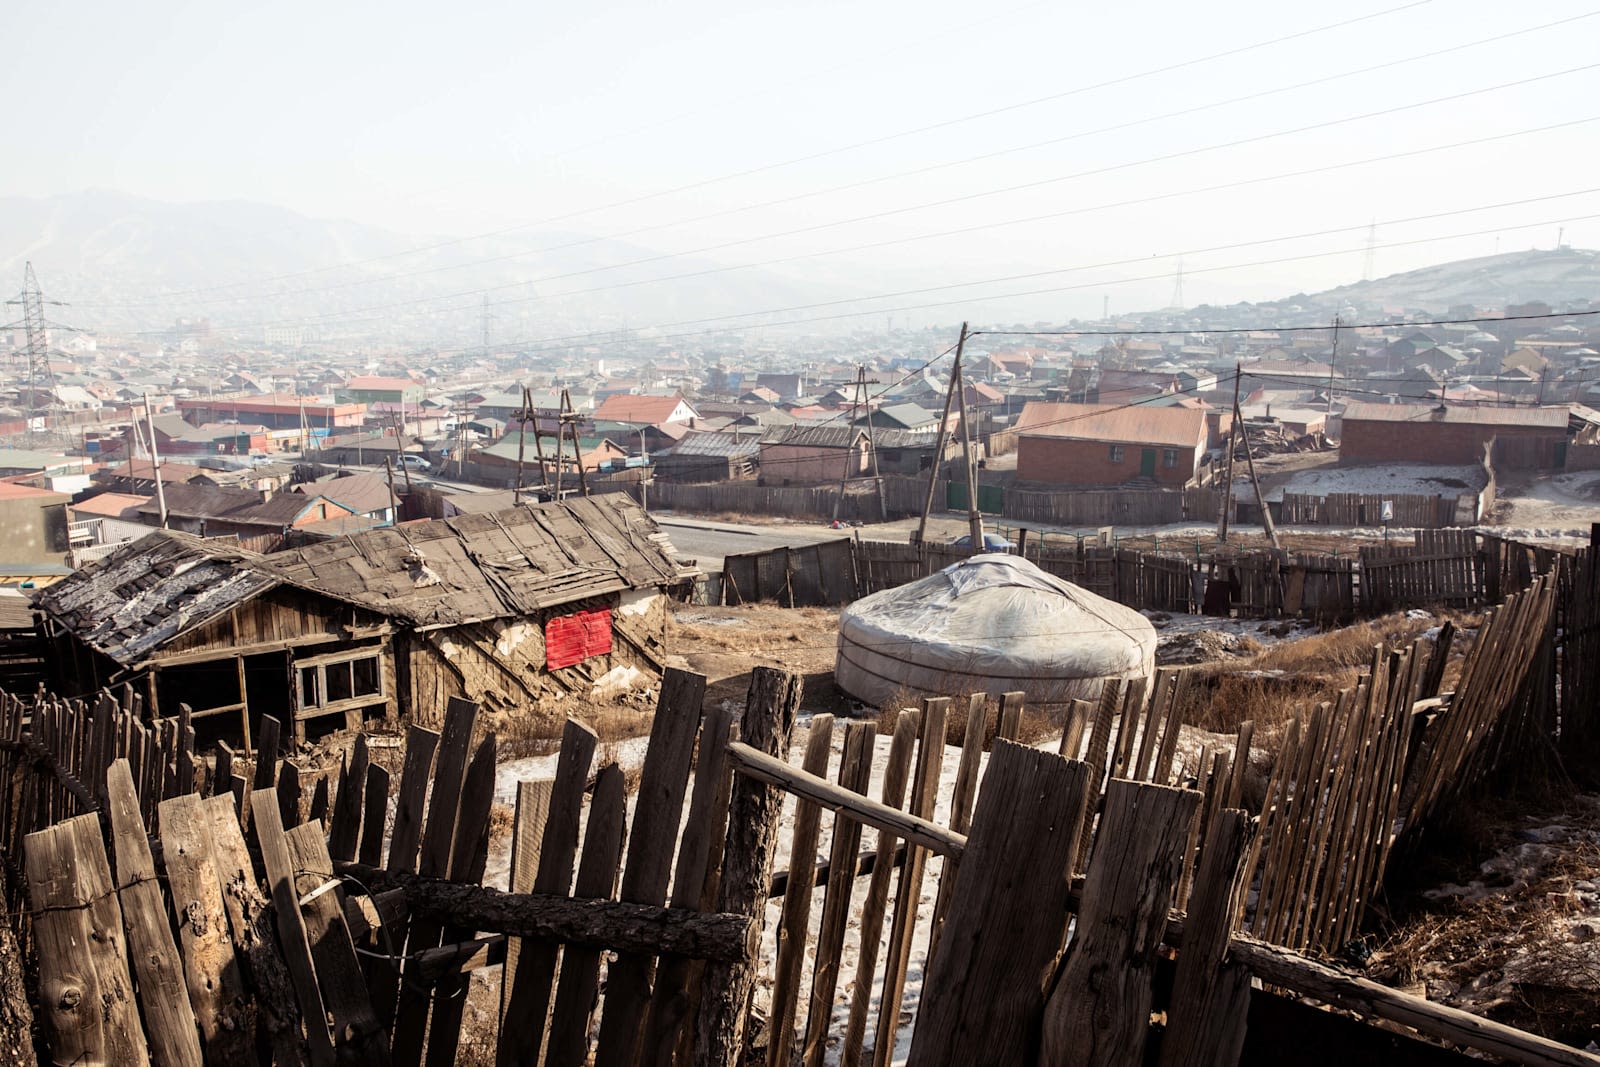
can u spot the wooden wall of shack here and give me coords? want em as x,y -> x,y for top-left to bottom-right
398,589 -> 669,725
43,584 -> 672,745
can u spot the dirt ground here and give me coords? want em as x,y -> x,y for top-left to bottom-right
1373,794 -> 1600,1050
664,603 -> 851,713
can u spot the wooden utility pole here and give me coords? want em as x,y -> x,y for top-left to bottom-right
834,366 -> 880,522
1217,364 -> 1241,543
1236,395 -> 1280,549
384,457 -> 398,515
917,323 -> 968,546
562,389 -> 588,498
548,398 -> 566,500
513,385 -> 530,505
389,411 -> 413,493
860,365 -> 886,520
1325,315 -> 1340,416
954,359 -> 984,550
143,393 -> 168,529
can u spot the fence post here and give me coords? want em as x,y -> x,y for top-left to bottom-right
692,667 -> 802,1067
1040,778 -> 1201,1067
906,742 -> 1090,1067
1157,808 -> 1254,1067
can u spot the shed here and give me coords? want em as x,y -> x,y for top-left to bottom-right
34,495 -> 696,747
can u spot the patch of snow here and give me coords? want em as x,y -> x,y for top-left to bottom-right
589,664 -> 651,702
1250,463 -> 1485,503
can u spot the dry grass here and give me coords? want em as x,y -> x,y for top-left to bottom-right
1372,798 -> 1600,1047
494,695 -> 660,761
597,738 -> 646,795
486,802 -> 516,849
669,605 -> 840,655
1248,610 -> 1477,675
873,686 -> 1059,750
1177,609 -> 1482,749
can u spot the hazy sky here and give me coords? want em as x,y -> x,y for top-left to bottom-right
6,0 -> 1600,326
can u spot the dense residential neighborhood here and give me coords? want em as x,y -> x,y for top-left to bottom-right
3,262 -> 1599,571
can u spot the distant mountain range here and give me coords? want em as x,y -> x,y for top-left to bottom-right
0,190 -> 850,342
1,191 -> 1594,345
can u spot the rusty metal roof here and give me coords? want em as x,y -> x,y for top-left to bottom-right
1340,401 -> 1570,428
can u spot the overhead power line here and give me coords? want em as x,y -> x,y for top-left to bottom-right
336,210 -> 1600,357
88,9 -> 1592,312
84,60 -> 1600,322
86,1 -> 1435,304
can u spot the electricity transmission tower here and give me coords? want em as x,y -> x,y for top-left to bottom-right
3,263 -> 76,439
1362,221 -> 1378,281
1168,258 -> 1185,310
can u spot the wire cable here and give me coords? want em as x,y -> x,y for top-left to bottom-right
87,9 -> 1594,311
96,1 -> 1436,303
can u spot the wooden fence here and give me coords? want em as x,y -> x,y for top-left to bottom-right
1004,486 -> 1220,527
645,480 -> 888,522
1279,491 -> 1461,528
3,622 -> 1596,1066
714,529 -> 1568,628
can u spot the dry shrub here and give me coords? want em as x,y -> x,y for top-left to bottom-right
875,687 -> 1060,750
598,739 -> 646,795
1180,671 -> 1340,736
487,802 -> 516,848
1177,608 -> 1482,759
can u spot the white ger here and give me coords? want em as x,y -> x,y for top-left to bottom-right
835,553 -> 1156,711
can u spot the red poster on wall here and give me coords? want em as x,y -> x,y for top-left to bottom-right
545,608 -> 613,669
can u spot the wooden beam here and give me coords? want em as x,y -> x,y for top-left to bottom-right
141,630 -> 366,669
1229,936 -> 1600,1067
332,861 -> 757,962
726,740 -> 966,858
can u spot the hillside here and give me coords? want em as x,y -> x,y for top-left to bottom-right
1310,247 -> 1600,314
0,190 -> 843,341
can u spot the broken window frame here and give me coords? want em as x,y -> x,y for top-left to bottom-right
294,647 -> 386,720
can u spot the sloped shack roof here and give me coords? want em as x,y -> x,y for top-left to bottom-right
35,495 -> 694,663
265,494 -> 691,628
34,530 -> 280,667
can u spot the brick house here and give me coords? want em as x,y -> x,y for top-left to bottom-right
759,425 -> 869,485
1013,402 -> 1209,487
1338,402 -> 1569,469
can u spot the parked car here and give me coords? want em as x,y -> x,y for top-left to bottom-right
951,532 -> 1016,551
398,454 -> 433,472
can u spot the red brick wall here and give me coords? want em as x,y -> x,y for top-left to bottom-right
1340,420 -> 1564,468
760,443 -> 867,486
1017,436 -> 1200,486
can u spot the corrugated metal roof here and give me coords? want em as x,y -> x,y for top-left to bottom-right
1014,401 -> 1207,448
1341,401 -> 1569,428
667,432 -> 764,458
766,424 -> 868,449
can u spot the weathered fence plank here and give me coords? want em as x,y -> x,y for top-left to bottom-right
906,742 -> 1089,1067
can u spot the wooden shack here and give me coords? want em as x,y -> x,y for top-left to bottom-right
33,495 -> 695,748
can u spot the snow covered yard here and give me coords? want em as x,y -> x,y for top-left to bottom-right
1253,462 -> 1486,503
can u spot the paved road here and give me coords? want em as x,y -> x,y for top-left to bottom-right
653,518 -> 857,568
